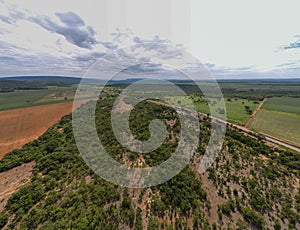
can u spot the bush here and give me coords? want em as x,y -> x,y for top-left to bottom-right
0,212 -> 9,228
242,207 -> 265,229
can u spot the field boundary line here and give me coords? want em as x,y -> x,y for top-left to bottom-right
261,108 -> 300,118
148,99 -> 300,152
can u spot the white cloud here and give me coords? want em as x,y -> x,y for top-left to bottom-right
0,0 -> 300,78
190,0 -> 300,75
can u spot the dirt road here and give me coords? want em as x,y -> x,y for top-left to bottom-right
148,100 -> 300,153
245,98 -> 267,128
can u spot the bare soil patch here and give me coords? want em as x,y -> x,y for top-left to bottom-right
112,96 -> 133,113
0,161 -> 34,212
0,100 -> 89,159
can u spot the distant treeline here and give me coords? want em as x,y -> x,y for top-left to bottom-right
109,81 -> 300,100
0,76 -> 104,92
0,76 -> 83,93
0,80 -> 47,93
2,76 -> 300,99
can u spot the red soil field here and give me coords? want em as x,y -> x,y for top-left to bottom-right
0,100 -> 88,159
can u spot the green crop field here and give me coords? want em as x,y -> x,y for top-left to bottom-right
250,109 -> 300,147
223,99 -> 259,125
166,96 -> 260,125
249,96 -> 300,147
0,87 -> 75,111
262,97 -> 300,115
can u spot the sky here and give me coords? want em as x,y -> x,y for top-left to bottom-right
1,0 -> 300,79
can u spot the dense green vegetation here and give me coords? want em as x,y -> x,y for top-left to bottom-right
0,79 -> 46,92
0,87 -> 299,229
110,79 -> 300,100
96,97 -> 179,166
2,76 -> 82,86
218,81 -> 300,99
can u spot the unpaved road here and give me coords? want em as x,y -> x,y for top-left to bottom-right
148,100 -> 300,153
245,98 -> 267,128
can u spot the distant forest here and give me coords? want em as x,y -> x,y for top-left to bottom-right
0,76 -> 82,93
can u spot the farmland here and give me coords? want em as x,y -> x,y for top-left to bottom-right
0,87 -> 299,229
249,97 -> 300,147
0,100 -> 89,159
0,87 -> 73,111
166,95 -> 260,125
0,85 -> 100,111
262,97 -> 300,114
250,109 -> 300,147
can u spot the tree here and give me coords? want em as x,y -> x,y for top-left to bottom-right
242,207 -> 265,229
274,219 -> 281,230
0,212 -> 9,228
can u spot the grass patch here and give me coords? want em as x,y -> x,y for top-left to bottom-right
0,87 -> 73,111
250,109 -> 300,147
0,85 -> 98,111
166,96 -> 259,125
263,97 -> 300,115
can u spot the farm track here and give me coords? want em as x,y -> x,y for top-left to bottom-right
245,98 -> 266,128
1,97 -> 298,162
148,100 -> 300,153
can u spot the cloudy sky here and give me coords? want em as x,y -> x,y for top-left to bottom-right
1,0 -> 300,79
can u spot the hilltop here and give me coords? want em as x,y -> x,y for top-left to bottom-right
0,87 -> 299,229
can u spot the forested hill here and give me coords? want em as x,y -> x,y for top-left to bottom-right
0,88 -> 299,229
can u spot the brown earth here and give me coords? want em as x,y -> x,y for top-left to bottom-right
112,96 -> 133,113
244,98 -> 266,128
0,100 -> 90,159
0,161 -> 35,212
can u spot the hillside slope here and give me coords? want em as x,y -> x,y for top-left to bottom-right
0,89 -> 299,230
